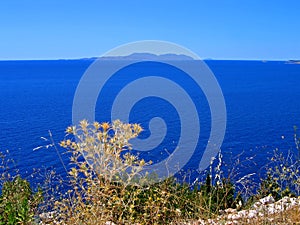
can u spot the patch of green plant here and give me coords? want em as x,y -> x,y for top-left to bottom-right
199,173 -> 241,214
0,176 -> 43,225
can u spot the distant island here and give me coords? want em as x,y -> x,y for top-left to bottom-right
81,53 -> 195,61
72,55 -> 300,62
286,60 -> 300,64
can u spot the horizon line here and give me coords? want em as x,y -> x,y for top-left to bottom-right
0,57 -> 298,62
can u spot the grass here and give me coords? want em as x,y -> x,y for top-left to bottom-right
0,119 -> 300,224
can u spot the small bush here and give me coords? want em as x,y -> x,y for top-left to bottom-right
0,176 -> 42,224
259,149 -> 299,200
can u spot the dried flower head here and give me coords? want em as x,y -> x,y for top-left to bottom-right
101,122 -> 110,132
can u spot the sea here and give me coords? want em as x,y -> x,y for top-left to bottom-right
0,59 -> 300,186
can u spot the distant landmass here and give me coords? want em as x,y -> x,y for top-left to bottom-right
73,55 -> 300,62
80,53 -> 194,61
286,60 -> 300,64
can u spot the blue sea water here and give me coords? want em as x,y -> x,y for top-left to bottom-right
0,59 -> 300,185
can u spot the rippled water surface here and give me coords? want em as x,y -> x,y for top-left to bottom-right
0,60 -> 299,183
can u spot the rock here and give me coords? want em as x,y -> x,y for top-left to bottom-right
225,208 -> 237,214
253,201 -> 261,208
105,222 -> 116,225
259,195 -> 275,205
237,210 -> 247,217
247,209 -> 257,219
39,211 -> 56,222
231,214 -> 241,220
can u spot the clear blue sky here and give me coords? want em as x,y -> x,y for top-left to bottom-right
0,0 -> 299,60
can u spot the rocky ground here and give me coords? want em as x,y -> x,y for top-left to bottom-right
39,196 -> 300,225
190,196 -> 300,225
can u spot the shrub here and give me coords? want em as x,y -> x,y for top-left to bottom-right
0,176 -> 42,224
260,149 -> 299,200
199,173 -> 238,213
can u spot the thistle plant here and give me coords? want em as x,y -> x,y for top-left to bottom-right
60,119 -> 147,185
54,119 -> 155,224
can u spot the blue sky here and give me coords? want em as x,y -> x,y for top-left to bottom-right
0,0 -> 299,60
